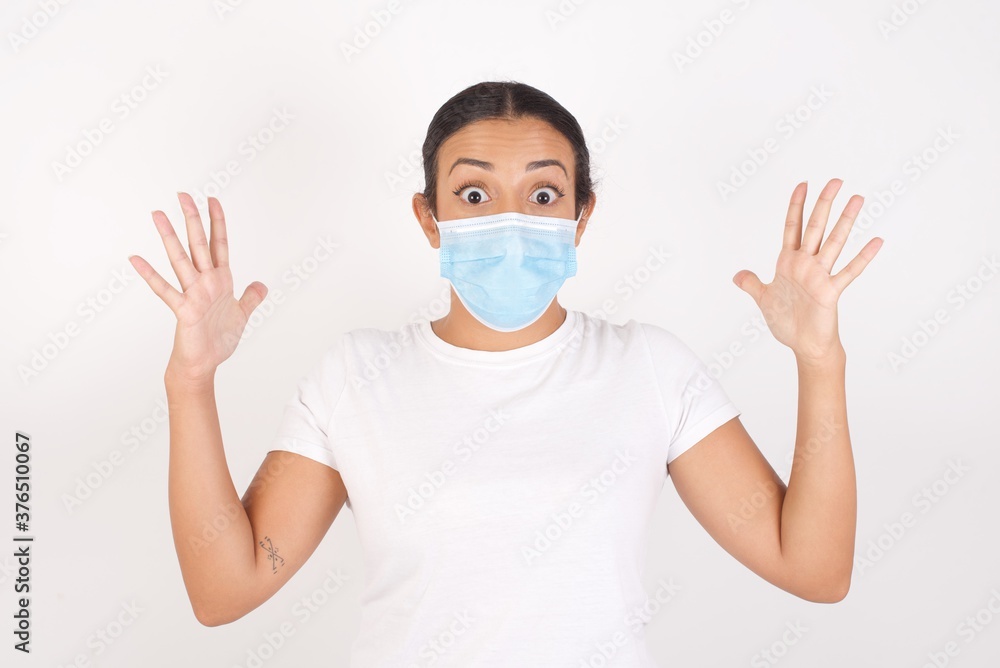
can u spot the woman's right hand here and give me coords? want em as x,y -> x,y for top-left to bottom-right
129,192 -> 268,384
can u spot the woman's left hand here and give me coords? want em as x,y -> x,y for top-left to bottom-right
732,179 -> 883,366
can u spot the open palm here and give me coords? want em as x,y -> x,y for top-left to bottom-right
733,179 -> 883,364
129,193 -> 268,381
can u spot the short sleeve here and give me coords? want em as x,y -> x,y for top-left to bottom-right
267,333 -> 349,471
639,323 -> 741,469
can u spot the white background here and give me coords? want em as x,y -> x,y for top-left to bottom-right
1,0 -> 998,666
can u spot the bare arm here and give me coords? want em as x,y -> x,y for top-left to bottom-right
780,351 -> 854,597
165,366 -> 347,625
668,355 -> 854,603
164,368 -> 255,625
132,192 -> 348,626
668,178 -> 880,603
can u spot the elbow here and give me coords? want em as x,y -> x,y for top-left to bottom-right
828,574 -> 852,603
187,572 -> 258,626
811,582 -> 850,604
781,557 -> 853,603
799,572 -> 852,604
194,606 -> 225,627
195,609 -> 236,628
192,600 -> 240,627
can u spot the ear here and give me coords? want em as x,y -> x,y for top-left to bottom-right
574,193 -> 595,247
412,193 -> 440,249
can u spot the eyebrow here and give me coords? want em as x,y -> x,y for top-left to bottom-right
448,157 -> 568,178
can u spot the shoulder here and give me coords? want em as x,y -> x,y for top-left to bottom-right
295,323 -> 417,400
624,317 -> 711,379
325,320 -> 423,365
572,310 -> 647,346
575,312 -> 694,359
635,320 -> 700,361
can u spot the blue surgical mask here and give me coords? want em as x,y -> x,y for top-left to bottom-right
432,209 -> 583,332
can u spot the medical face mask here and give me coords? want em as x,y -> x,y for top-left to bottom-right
432,209 -> 582,332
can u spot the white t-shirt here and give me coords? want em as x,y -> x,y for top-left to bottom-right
268,308 -> 740,667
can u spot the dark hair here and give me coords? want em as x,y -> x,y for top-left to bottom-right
420,80 -> 597,220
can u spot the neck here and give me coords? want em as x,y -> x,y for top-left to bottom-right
430,296 -> 568,352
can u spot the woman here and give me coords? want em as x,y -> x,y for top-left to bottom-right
129,81 -> 882,666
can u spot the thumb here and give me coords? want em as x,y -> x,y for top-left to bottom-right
239,281 -> 268,317
732,270 -> 765,304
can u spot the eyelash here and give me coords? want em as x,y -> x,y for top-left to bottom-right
452,180 -> 566,204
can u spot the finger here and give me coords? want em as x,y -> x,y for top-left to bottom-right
151,209 -> 199,291
801,178 -> 843,255
238,281 -> 268,318
831,237 -> 883,294
782,181 -> 808,251
207,196 -> 230,268
817,194 -> 864,272
176,192 -> 214,272
128,254 -> 185,313
733,269 -> 765,304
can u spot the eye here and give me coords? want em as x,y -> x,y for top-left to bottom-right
530,183 -> 566,206
453,180 -> 490,205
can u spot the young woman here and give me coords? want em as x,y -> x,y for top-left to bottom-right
129,81 -> 882,666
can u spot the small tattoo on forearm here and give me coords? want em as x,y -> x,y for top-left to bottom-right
259,536 -> 285,573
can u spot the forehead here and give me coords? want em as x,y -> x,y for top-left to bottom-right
438,117 -> 575,173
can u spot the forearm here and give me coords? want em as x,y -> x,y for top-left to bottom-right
778,347 -> 856,600
165,367 -> 257,624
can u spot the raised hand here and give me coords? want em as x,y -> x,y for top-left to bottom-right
129,193 -> 268,383
732,179 -> 883,365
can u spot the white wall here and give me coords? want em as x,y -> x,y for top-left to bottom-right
1,0 -> 997,665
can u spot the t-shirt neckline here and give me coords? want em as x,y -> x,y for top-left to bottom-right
416,309 -> 581,365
